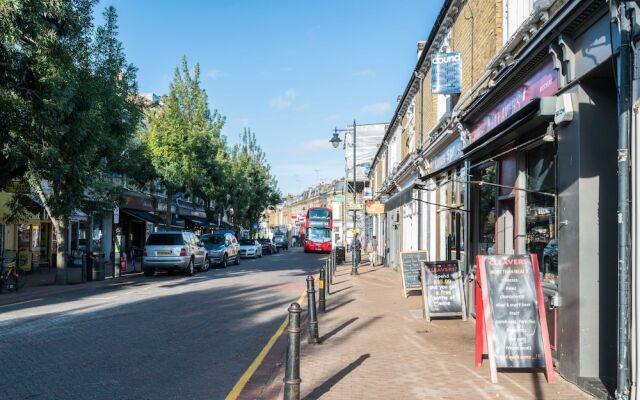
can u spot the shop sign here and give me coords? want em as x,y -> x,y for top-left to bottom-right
334,194 -> 346,202
431,52 -> 462,94
431,138 -> 463,171
400,251 -> 427,297
475,254 -> 554,383
366,201 -> 384,215
113,207 -> 120,224
421,260 -> 467,321
121,193 -> 154,211
469,60 -> 558,144
346,203 -> 364,211
4,179 -> 30,194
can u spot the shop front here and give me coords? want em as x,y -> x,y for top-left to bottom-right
0,192 -> 55,272
461,36 -> 620,389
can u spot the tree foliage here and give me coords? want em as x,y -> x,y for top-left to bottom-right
227,128 -> 281,231
0,1 -> 141,272
141,56 -> 226,224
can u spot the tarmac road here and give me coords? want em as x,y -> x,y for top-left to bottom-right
0,247 -> 324,400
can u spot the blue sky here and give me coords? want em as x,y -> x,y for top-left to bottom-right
96,0 -> 444,195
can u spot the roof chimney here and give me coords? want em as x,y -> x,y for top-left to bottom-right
417,41 -> 427,60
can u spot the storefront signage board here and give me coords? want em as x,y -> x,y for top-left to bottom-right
4,179 -> 30,194
475,254 -> 554,384
431,138 -> 463,172
469,60 -> 558,144
335,194 -> 346,202
421,260 -> 467,321
400,251 -> 427,297
431,52 -> 462,94
366,202 -> 385,215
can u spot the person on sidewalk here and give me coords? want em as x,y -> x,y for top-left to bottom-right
368,236 -> 378,266
352,232 -> 362,265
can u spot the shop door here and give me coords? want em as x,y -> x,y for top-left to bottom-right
497,198 -> 515,254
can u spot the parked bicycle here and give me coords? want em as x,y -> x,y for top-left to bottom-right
0,256 -> 23,293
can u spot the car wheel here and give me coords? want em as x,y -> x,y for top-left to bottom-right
143,268 -> 155,277
221,254 -> 227,268
201,257 -> 210,272
184,259 -> 194,276
234,254 -> 240,265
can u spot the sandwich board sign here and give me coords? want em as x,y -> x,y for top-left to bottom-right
475,254 -> 554,384
399,251 -> 427,297
421,260 -> 467,322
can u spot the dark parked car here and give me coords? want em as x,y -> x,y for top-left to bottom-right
201,233 -> 240,268
259,238 -> 278,255
273,235 -> 288,250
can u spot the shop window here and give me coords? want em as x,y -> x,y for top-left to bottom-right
477,163 -> 497,255
525,142 -> 557,281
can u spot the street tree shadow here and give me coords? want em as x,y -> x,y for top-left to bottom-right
326,298 -> 355,313
328,286 -> 352,295
303,354 -> 371,400
319,317 -> 358,343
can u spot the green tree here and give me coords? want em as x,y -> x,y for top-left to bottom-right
142,56 -> 226,225
0,2 -> 141,279
227,129 -> 280,234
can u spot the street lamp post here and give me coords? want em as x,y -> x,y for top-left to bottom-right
330,120 -> 359,275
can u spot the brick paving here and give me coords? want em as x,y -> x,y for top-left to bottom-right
259,255 -> 594,400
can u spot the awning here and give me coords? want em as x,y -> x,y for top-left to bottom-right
384,184 -> 416,212
183,215 -> 208,226
121,208 -> 163,225
420,97 -> 554,182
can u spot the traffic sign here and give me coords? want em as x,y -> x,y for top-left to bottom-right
335,194 -> 346,202
346,203 -> 364,211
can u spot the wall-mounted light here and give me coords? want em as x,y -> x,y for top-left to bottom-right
542,122 -> 556,142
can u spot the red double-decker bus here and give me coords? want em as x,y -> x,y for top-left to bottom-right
304,207 -> 332,253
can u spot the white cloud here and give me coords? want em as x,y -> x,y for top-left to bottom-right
353,68 -> 376,78
206,69 -> 226,79
270,89 -> 297,110
360,102 -> 390,115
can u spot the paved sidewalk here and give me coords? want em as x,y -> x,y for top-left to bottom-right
261,256 -> 593,400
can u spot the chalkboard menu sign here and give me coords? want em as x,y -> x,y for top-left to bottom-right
421,261 -> 467,321
400,251 -> 427,297
475,254 -> 554,384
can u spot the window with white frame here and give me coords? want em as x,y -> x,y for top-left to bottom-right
503,0 -> 534,44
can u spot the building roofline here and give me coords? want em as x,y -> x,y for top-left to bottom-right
370,0 -> 456,172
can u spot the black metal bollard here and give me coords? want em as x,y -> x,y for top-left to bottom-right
306,276 -> 319,344
325,260 -> 331,295
319,267 -> 326,313
284,302 -> 302,400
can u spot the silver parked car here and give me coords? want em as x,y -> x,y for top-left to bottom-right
239,239 -> 262,259
143,231 -> 208,276
201,233 -> 240,268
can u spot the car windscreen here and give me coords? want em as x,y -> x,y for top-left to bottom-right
202,236 -> 225,245
239,239 -> 254,245
146,234 -> 183,246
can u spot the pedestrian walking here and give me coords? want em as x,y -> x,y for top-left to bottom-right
353,232 -> 362,265
369,236 -> 378,266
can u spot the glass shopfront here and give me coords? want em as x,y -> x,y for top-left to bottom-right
525,142 -> 557,282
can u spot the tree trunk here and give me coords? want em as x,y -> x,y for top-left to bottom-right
52,218 -> 68,284
166,188 -> 173,227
